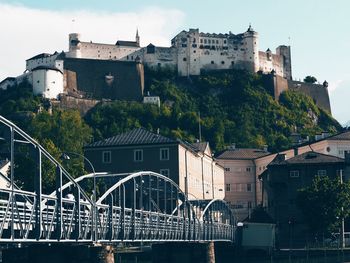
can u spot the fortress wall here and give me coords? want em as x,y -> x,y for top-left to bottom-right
261,73 -> 288,100
142,47 -> 177,69
63,58 -> 144,101
26,54 -> 60,71
288,80 -> 332,114
52,95 -> 99,115
259,52 -> 284,76
68,41 -> 140,61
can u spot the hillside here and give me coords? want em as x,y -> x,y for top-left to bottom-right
84,68 -> 342,153
0,70 -> 342,155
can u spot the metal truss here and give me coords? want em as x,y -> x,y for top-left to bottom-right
0,115 -> 235,243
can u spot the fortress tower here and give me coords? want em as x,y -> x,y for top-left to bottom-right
243,25 -> 260,72
276,45 -> 292,80
68,33 -> 81,58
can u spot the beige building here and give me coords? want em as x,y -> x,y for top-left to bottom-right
216,146 -> 271,220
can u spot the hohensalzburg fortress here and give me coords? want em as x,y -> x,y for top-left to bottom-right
1,25 -> 300,105
66,26 -> 292,79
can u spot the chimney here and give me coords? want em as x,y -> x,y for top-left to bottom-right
294,147 -> 298,157
263,145 -> 268,152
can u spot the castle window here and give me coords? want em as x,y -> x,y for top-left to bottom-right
102,151 -> 111,163
192,44 -> 197,48
194,59 -> 196,61
290,170 -> 300,178
247,184 -> 252,192
200,39 -> 203,43
182,44 -> 187,47
211,61 -> 214,64
204,39 -> 207,44
231,61 -> 235,65
183,58 -> 187,61
160,148 -> 169,160
160,169 -> 170,177
127,55 -> 129,60
221,61 -> 225,65
216,40 -> 219,44
193,50 -> 196,53
134,149 -> 143,162
223,40 -> 227,44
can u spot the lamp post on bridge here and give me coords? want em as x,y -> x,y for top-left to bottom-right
61,151 -> 97,242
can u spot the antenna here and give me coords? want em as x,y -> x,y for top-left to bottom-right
198,111 -> 202,142
71,18 -> 76,33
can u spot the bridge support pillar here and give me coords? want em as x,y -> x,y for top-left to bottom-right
152,242 -> 216,263
91,245 -> 115,263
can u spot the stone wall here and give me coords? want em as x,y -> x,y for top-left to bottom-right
288,80 -> 332,114
63,58 -> 144,101
52,95 -> 99,115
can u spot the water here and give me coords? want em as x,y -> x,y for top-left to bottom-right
116,250 -> 350,263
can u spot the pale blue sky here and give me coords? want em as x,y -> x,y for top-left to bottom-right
0,0 -> 349,124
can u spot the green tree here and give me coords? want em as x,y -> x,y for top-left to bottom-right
304,75 -> 318,84
296,176 -> 350,236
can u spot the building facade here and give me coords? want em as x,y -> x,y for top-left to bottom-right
84,128 -> 224,200
216,145 -> 271,220
262,152 -> 348,247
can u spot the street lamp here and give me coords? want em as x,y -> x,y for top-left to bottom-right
60,151 -> 97,242
340,169 -> 345,249
60,152 -> 96,200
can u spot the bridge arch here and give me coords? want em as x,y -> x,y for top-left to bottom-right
0,115 -> 94,242
94,171 -> 200,242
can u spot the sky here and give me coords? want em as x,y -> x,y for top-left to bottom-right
0,0 -> 349,124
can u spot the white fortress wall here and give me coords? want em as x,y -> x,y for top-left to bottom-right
26,53 -> 60,71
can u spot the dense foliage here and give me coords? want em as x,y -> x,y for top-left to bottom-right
85,68 -> 341,153
296,176 -> 350,235
0,69 -> 342,190
0,82 -> 92,192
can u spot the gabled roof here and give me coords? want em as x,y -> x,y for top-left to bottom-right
192,142 -> 208,153
26,53 -> 53,61
269,151 -> 344,166
216,148 -> 270,160
85,128 -> 177,148
327,130 -> 350,141
115,41 -> 139,47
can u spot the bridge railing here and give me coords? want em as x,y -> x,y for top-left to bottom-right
0,115 -> 236,243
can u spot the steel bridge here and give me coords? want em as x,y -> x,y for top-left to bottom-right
0,115 -> 235,243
